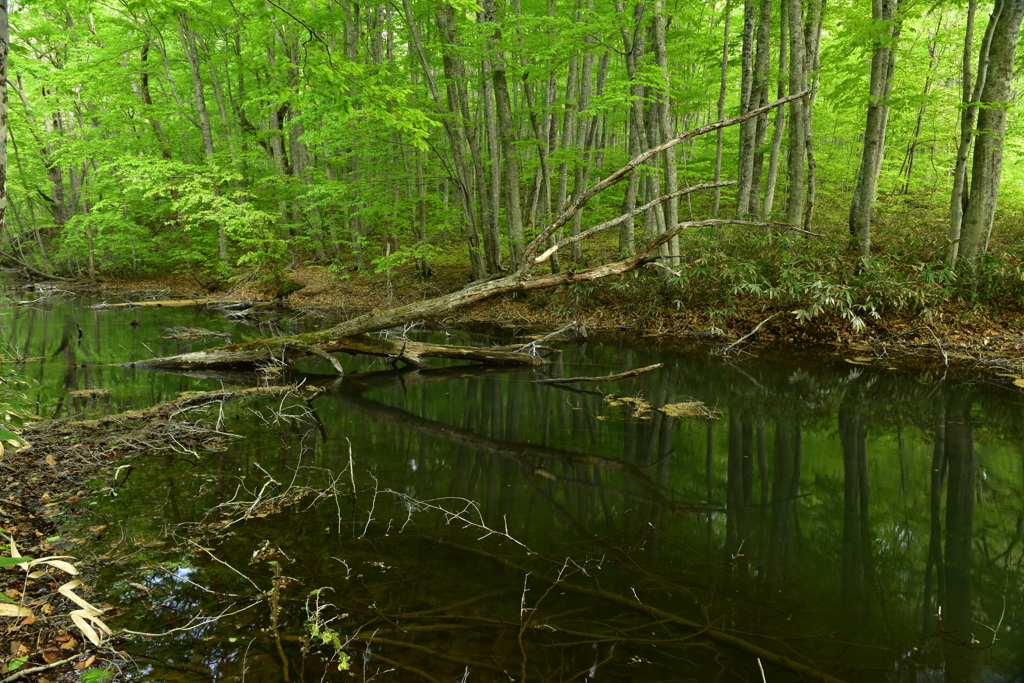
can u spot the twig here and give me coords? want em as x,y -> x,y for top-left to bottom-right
536,364 -> 663,384
270,563 -> 290,682
120,601 -> 262,637
514,322 -> 582,355
347,438 -> 357,503
1,655 -> 80,683
725,313 -> 782,351
921,326 -> 948,366
188,541 -> 262,593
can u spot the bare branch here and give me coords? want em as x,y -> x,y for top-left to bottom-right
520,89 -> 811,273
536,363 -> 663,384
533,181 -> 737,265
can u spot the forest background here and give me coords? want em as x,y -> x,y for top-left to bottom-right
1,0 -> 1023,336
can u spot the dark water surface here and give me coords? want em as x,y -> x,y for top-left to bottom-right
5,292 -> 1024,682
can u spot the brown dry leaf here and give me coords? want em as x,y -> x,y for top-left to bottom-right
45,454 -> 56,467
42,649 -> 61,664
659,402 -> 719,419
74,655 -> 96,670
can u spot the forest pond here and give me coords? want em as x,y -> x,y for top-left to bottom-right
5,291 -> 1024,683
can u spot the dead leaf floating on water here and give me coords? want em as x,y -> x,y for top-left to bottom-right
659,402 -> 720,419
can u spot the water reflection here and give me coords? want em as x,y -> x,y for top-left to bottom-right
5,293 -> 1024,681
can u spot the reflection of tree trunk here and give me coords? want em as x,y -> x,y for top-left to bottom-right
726,411 -> 751,579
767,417 -> 801,585
923,408 -> 946,634
839,401 -> 870,609
943,393 -> 975,649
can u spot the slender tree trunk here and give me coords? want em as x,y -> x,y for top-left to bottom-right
946,0 -> 986,268
848,0 -> 900,259
570,10 -> 596,264
615,0 -> 646,256
748,0 -> 772,218
414,148 -> 431,276
438,4 -> 493,275
958,0 -> 1024,270
654,0 -> 679,258
0,0 -> 7,245
801,0 -> 824,233
784,0 -> 808,232
402,0 -> 486,280
481,48 -> 503,273
484,0 -> 526,268
714,0 -> 733,217
736,0 -> 757,216
762,0 -> 787,217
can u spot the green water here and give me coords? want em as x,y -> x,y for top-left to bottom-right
4,292 -> 1024,682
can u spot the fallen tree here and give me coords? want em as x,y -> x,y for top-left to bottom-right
137,91 -> 813,374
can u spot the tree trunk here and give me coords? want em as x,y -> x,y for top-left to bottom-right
847,0 -> 900,259
748,0 -> 773,218
615,0 -> 646,256
0,0 -> 7,245
958,0 -> 1024,271
402,0 -> 487,280
654,0 -> 679,259
481,48 -> 503,274
735,0 -> 757,216
484,0 -> 526,268
762,0 -> 787,217
713,0 -> 733,217
784,0 -> 808,232
946,0 -> 981,268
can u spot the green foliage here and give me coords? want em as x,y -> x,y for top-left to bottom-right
307,620 -> 351,670
80,669 -> 115,683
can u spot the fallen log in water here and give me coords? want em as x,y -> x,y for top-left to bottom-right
132,333 -> 547,373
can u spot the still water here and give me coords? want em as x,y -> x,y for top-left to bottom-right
4,292 -> 1024,682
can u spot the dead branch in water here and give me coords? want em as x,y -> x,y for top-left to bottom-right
536,363 -> 663,384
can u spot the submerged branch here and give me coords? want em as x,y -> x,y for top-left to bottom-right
536,363 -> 663,384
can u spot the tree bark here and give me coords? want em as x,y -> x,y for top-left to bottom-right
784,0 -> 808,232
484,0 -> 527,268
848,0 -> 900,259
713,0 -> 733,217
762,0 -> 787,218
957,0 -> 1024,271
0,0 -> 7,245
653,0 -> 679,259
735,0 -> 757,217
